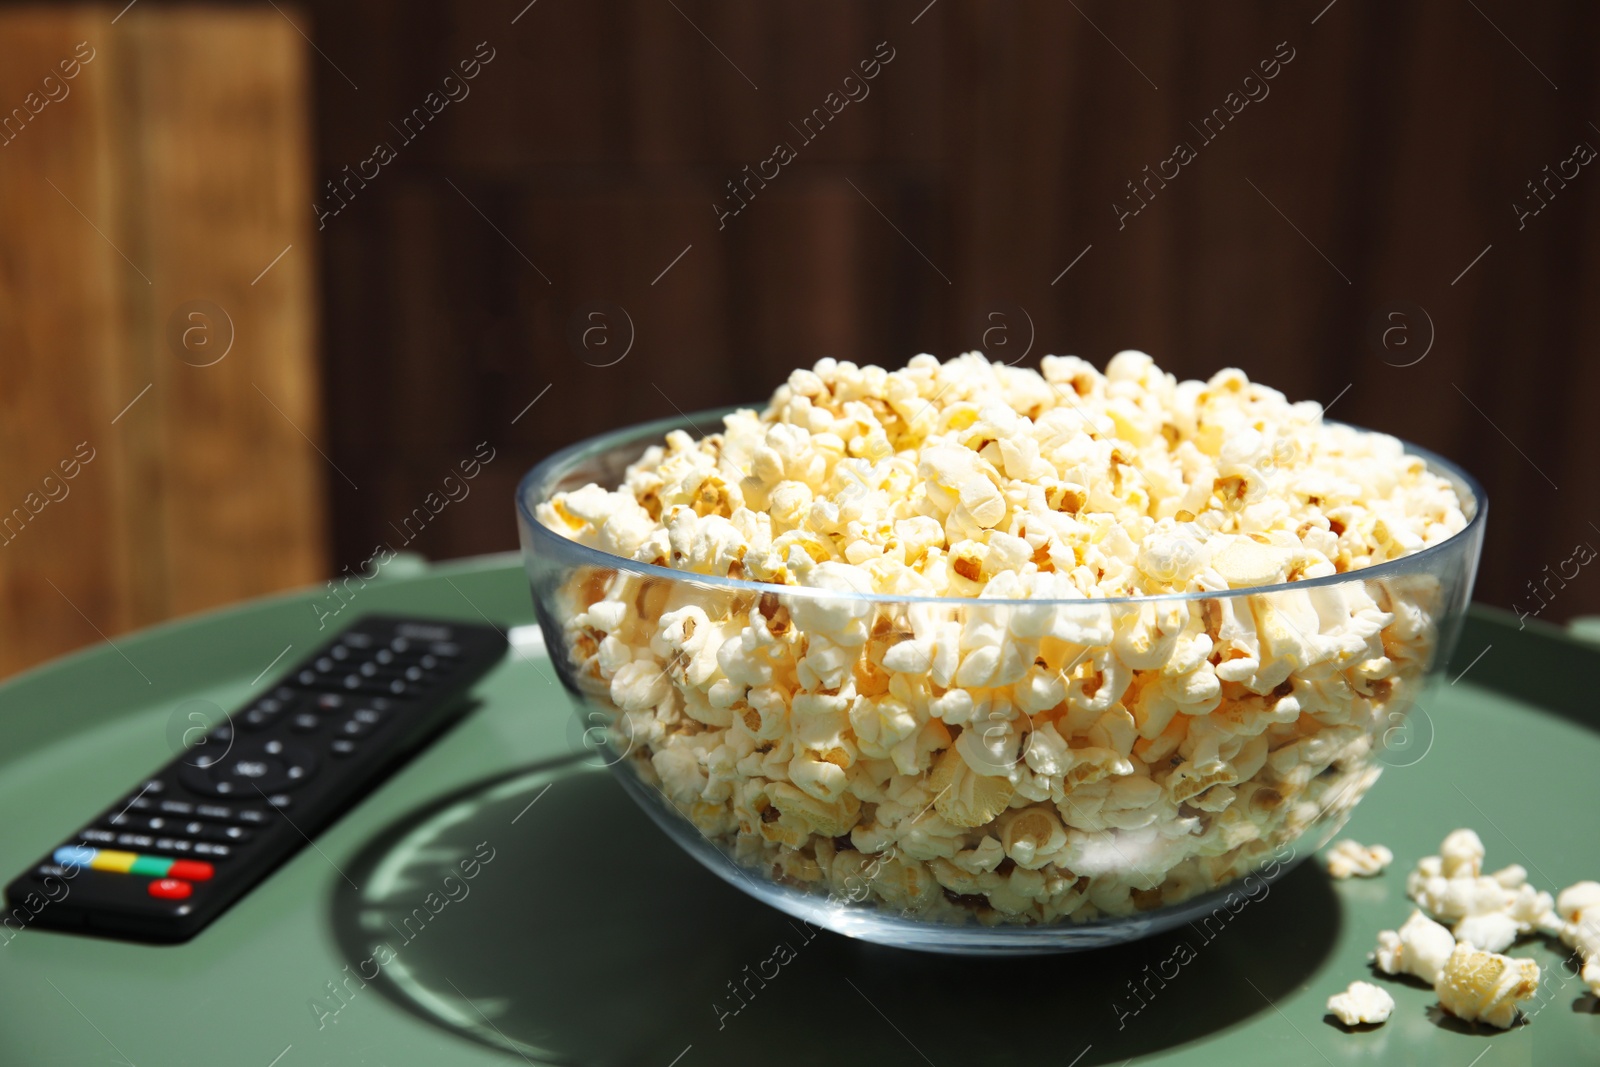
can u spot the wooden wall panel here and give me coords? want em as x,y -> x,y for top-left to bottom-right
0,10 -> 135,670
0,6 -> 324,678
106,0 -> 1600,624
331,0 -> 1593,617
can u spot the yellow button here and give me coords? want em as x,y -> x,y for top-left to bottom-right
89,850 -> 139,873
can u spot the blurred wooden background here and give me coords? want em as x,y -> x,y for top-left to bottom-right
4,0 -> 1599,674
308,0 -> 1600,630
0,6 -> 323,677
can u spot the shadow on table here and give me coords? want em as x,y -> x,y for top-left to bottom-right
329,763 -> 1341,1067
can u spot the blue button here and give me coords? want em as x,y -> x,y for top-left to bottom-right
53,845 -> 96,869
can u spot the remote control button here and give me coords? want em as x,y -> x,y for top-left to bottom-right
430,642 -> 461,658
330,739 -> 358,757
130,855 -> 172,877
154,838 -> 195,854
158,800 -> 194,816
273,686 -> 296,702
193,842 -> 231,858
90,850 -> 139,873
265,794 -> 292,810
389,638 -> 411,654
124,795 -> 155,812
242,706 -> 279,730
374,648 -> 396,666
142,779 -> 166,794
79,829 -> 116,844
315,656 -> 335,672
194,823 -> 242,842
168,860 -> 213,881
177,740 -> 318,795
148,878 -> 192,900
208,724 -> 234,744
290,713 -> 321,732
54,845 -> 97,868
233,808 -> 268,826
196,804 -> 232,820
352,707 -> 385,725
296,669 -> 318,687
316,694 -> 345,713
182,823 -> 251,843
342,632 -> 374,649
337,718 -> 373,738
330,644 -> 350,661
115,834 -> 155,850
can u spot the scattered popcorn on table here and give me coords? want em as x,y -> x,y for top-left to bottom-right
1351,829 -> 1598,1033
1435,944 -> 1540,1029
1326,980 -> 1395,1026
1326,839 -> 1392,879
537,353 -> 1470,924
1404,829 -> 1557,942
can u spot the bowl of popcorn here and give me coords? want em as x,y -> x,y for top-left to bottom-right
517,351 -> 1484,953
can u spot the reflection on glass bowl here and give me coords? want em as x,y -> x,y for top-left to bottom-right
516,410 -> 1485,954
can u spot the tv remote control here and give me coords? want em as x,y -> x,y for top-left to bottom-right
5,614 -> 508,942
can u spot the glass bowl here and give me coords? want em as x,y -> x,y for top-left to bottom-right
515,409 -> 1485,954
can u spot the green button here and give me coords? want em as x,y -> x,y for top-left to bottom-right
130,855 -> 172,877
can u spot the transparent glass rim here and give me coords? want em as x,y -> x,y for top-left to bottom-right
516,405 -> 1487,607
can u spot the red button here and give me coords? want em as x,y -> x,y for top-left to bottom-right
149,878 -> 192,900
168,860 -> 214,882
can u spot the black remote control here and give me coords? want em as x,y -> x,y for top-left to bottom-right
4,614 -> 508,943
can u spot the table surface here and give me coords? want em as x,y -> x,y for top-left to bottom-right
0,553 -> 1596,1067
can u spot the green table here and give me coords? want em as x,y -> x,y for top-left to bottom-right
1,553 -> 1596,1066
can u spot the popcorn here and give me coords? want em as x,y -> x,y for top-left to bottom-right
929,746 -> 1014,828
1555,881 -> 1600,997
1454,911 -> 1520,954
1326,980 -> 1394,1026
767,781 -> 861,838
999,807 -> 1068,870
537,353 -> 1469,925
1375,909 -> 1456,985
1325,839 -> 1393,879
1404,830 -> 1558,935
1439,828 -> 1486,879
1557,881 -> 1600,924
1435,944 -> 1540,1029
